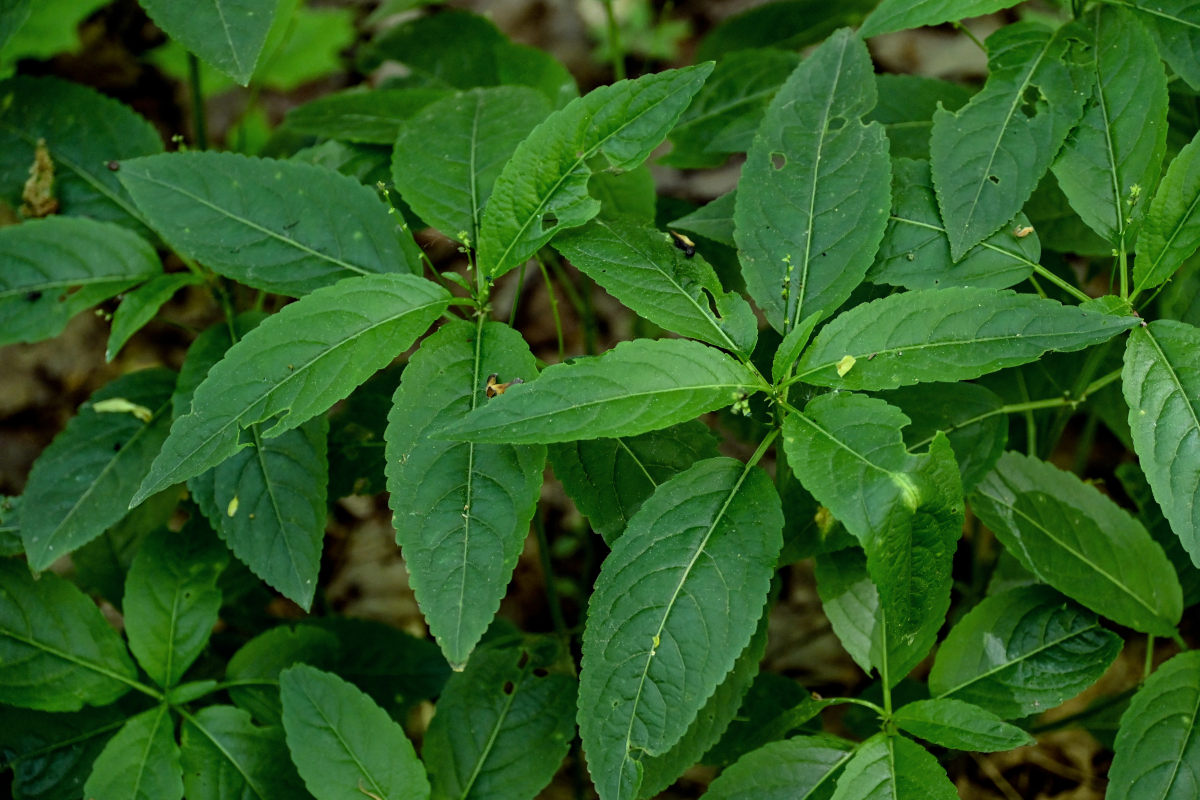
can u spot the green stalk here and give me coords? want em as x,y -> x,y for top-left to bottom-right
600,0 -> 626,80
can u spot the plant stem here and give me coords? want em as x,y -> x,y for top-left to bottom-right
537,257 -> 566,358
187,53 -> 207,151
953,20 -> 987,52
600,0 -> 626,80
1030,264 -> 1091,303
1144,634 -> 1156,682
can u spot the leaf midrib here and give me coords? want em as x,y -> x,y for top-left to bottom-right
126,169 -> 375,276
144,292 -> 446,497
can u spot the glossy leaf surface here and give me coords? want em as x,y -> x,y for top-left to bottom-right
1051,6 -> 1167,247
554,217 -> 757,354
971,451 -> 1182,635
124,526 -> 227,689
548,420 -> 719,544
21,368 -> 174,570
860,0 -> 1021,38
0,560 -> 137,711
477,64 -> 711,279
285,88 -> 446,143
1135,131 -> 1200,293
869,159 -> 1037,291
393,86 -> 551,245
386,321 -> 544,666
1123,320 -> 1200,568
1127,0 -> 1200,91
703,734 -> 854,800
828,733 -> 958,800
133,273 -> 449,504
83,705 -> 182,800
794,287 -> 1136,390
662,49 -> 799,168
929,585 -> 1121,719
578,458 -> 782,800
120,152 -> 419,295
423,640 -> 575,800
281,664 -> 430,800
893,698 -> 1034,752
930,23 -> 1088,258
0,217 -> 161,347
734,28 -> 890,333
180,705 -> 306,800
442,337 -> 763,444
137,0 -> 280,84
1108,650 -> 1200,799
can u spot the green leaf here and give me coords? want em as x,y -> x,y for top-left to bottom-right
119,152 -> 420,296
928,585 -> 1121,719
1127,0 -> 1200,92
327,364 -> 401,498
386,320 -> 545,667
0,76 -> 162,232
137,0 -> 280,85
0,560 -> 138,711
783,393 -> 956,545
392,87 -> 551,246
637,600 -> 770,797
1136,131 -> 1200,293
865,75 -> 972,160
303,617 -> 450,715
0,0 -> 29,50
869,159 -> 1037,291
1052,7 -> 1168,248
124,525 -> 227,689
548,420 -> 720,545
226,624 -> 340,726
578,457 -> 783,800
1123,320 -> 1200,568
553,217 -> 757,354
20,368 -> 175,571
793,287 -> 1137,390
147,0 -> 355,94
190,417 -> 328,610
0,217 -> 161,347
477,64 -> 712,279
703,734 -> 854,800
132,273 -> 449,505
704,675 -> 821,768
0,704 -> 124,800
83,705 -> 183,800
772,312 -> 822,385
360,9 -> 577,108
860,0 -> 1022,38
971,451 -> 1182,635
442,337 -> 764,444
930,22 -> 1088,259
809,466 -> 956,690
589,164 -> 657,221
696,0 -> 875,61
1108,650 -> 1200,799
106,273 -> 203,361
423,639 -> 575,800
671,194 -> 735,252
280,664 -> 430,800
893,698 -> 1034,752
284,88 -> 447,144
662,49 -> 799,169
829,733 -> 957,800
734,28 -> 890,333
1116,461 -> 1200,607
180,705 -> 306,800
0,0 -> 106,64
880,382 -> 1007,492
